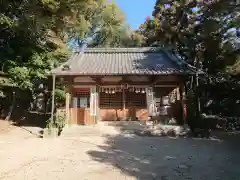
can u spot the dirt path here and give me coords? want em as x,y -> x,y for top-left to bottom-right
0,125 -> 240,180
0,120 -> 15,134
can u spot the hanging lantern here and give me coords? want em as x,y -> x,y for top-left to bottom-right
110,88 -> 113,94
141,88 -> 145,93
135,88 -> 139,93
101,87 -> 104,92
105,88 -> 109,94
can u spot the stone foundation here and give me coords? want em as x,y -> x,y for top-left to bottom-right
137,124 -> 189,137
99,121 -> 189,137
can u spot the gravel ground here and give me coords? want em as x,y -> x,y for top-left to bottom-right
0,125 -> 240,180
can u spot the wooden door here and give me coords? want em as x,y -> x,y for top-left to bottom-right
71,89 -> 90,125
70,87 -> 98,125
70,108 -> 94,125
77,108 -> 85,125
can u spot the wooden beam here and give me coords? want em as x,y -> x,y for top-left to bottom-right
122,87 -> 126,120
149,76 -> 159,85
90,76 -> 103,84
51,75 -> 56,121
119,76 -> 128,84
65,86 -> 70,126
72,81 -> 182,86
179,84 -> 187,125
58,75 -> 189,85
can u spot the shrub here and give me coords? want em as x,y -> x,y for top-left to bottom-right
225,117 -> 240,131
46,114 -> 66,135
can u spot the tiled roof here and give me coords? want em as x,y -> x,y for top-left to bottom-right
51,47 -> 196,75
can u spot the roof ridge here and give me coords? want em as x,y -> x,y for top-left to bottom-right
81,47 -> 162,53
162,49 -> 200,74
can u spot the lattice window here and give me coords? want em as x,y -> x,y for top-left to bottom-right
75,92 -> 90,97
99,92 -> 123,108
125,91 -> 147,108
73,92 -> 90,108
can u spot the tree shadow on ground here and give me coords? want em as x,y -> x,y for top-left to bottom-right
12,111 -> 49,128
10,110 -> 50,138
88,124 -> 240,180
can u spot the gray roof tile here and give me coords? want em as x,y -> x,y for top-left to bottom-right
52,47 -> 195,75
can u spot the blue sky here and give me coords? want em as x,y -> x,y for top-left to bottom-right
115,0 -> 156,30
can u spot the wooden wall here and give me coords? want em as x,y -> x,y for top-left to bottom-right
99,108 -> 148,121
69,108 -> 96,125
65,75 -> 186,125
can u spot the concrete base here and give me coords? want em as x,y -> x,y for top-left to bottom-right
43,128 -> 58,138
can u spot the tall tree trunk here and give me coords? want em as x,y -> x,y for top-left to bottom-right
5,91 -> 16,121
196,73 -> 201,115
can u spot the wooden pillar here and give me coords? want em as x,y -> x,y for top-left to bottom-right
51,75 -> 56,121
146,86 -> 154,118
176,87 -> 180,101
72,97 -> 77,124
96,86 -> 100,123
179,84 -> 187,125
122,87 -> 126,120
90,86 -> 97,124
65,86 -> 70,126
196,73 -> 201,115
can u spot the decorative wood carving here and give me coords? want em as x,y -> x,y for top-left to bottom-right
102,76 -> 122,82
126,76 -> 150,82
90,76 -> 103,84
74,76 -> 95,83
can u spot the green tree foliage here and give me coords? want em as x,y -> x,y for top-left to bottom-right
136,1 -> 240,125
118,29 -> 146,47
87,2 -> 127,47
0,0 -> 78,93
70,0 -> 146,48
0,0 -> 138,94
0,0 -> 143,115
141,0 -> 239,77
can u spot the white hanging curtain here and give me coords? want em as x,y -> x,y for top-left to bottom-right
90,86 -> 97,116
146,87 -> 156,116
72,97 -> 78,108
